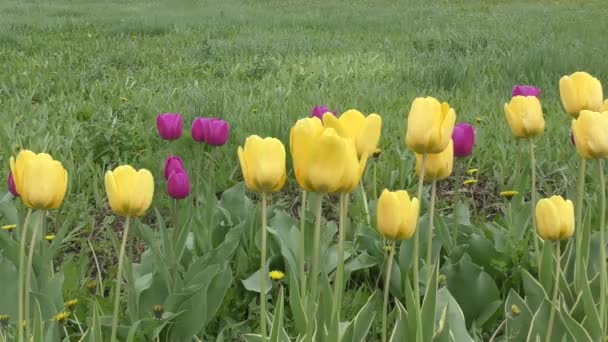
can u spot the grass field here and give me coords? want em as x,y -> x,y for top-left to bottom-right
2,0 -> 608,340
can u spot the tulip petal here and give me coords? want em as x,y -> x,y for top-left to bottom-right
377,190 -> 401,240
357,113 -> 382,157
536,199 -> 559,240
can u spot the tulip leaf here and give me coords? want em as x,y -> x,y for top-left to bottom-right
340,290 -> 379,342
521,269 -> 547,313
526,298 -> 568,341
560,301 -> 592,342
288,271 -> 307,336
504,289 -> 533,342
268,286 -> 284,342
577,264 -> 602,340
420,263 -> 438,341
242,265 -> 272,294
89,300 -> 103,342
389,299 -> 409,342
538,240 -> 554,296
434,287 -> 474,342
219,182 -> 253,224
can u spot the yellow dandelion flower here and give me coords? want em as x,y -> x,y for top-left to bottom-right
0,314 -> 9,327
463,179 -> 478,185
64,299 -> 78,310
45,234 -> 56,242
53,311 -> 70,324
511,304 -> 521,316
269,270 -> 285,281
500,191 -> 519,199
2,224 -> 16,232
466,168 -> 478,175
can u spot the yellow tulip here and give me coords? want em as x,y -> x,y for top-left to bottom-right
559,72 -> 603,117
504,96 -> 545,138
376,189 -> 419,240
405,97 -> 456,154
603,99 -> 608,112
323,109 -> 382,157
290,117 -> 324,191
238,135 -> 286,193
415,140 -> 453,182
10,150 -> 68,210
535,195 -> 574,241
571,110 -> 608,159
105,165 -> 154,217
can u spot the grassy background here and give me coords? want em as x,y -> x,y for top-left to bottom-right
1,0 -> 608,338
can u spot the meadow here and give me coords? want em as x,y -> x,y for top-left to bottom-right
1,0 -> 608,340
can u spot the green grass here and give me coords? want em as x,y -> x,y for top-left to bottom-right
1,0 -> 608,339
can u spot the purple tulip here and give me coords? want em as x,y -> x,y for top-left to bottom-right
164,156 -> 185,180
8,173 -> 18,197
167,170 -> 191,199
156,113 -> 183,140
512,85 -> 541,98
310,106 -> 336,120
191,117 -> 230,146
452,122 -> 475,157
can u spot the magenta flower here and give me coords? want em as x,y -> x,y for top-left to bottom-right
156,113 -> 183,140
452,122 -> 475,157
191,117 -> 230,146
512,85 -> 541,98
164,156 -> 185,180
8,172 -> 18,197
310,106 -> 336,120
167,170 -> 191,199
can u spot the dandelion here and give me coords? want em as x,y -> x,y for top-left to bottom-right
45,234 -> 56,242
2,224 -> 16,232
467,168 -> 478,175
511,304 -> 521,316
0,314 -> 9,328
463,179 -> 478,185
53,312 -> 70,324
153,305 -> 164,320
500,190 -> 519,199
64,299 -> 78,311
269,270 -> 285,281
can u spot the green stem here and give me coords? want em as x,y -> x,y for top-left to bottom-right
308,194 -> 324,340
73,313 -> 84,335
360,182 -> 371,226
414,154 -> 427,325
24,212 -> 42,340
110,217 -> 131,342
373,162 -> 378,202
331,194 -> 347,326
599,160 -> 606,331
575,158 -> 586,285
299,190 -> 308,296
17,209 -> 32,342
530,140 -> 541,268
382,240 -> 396,342
545,241 -> 561,342
260,193 -> 268,342
426,180 -> 437,282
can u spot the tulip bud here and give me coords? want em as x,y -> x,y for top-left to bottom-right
323,109 -> 382,158
10,150 -> 68,209
8,172 -> 18,197
191,117 -> 230,146
156,113 -> 183,140
105,165 -> 154,217
559,72 -> 603,117
376,189 -> 419,240
406,97 -> 456,154
164,156 -> 185,180
512,85 -> 541,98
452,122 -> 475,157
167,170 -> 190,199
535,195 -> 574,241
310,105 -> 336,121
416,140 -> 454,182
237,135 -> 286,193
504,96 -> 545,138
571,110 -> 608,159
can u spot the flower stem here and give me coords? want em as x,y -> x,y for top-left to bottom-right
575,157 -> 586,284
308,194 -> 324,339
530,140 -> 541,268
299,190 -> 308,296
414,153 -> 427,324
373,162 -> 378,202
382,240 -> 396,342
360,182 -> 371,226
599,160 -> 606,331
110,217 -> 131,342
17,208 -> 32,342
260,193 -> 268,342
24,212 -> 43,340
545,241 -> 561,342
331,194 -> 347,326
426,180 -> 437,282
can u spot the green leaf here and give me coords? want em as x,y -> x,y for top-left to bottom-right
125,320 -> 142,342
242,265 -> 272,294
560,302 -> 592,342
526,298 -> 568,341
288,271 -> 307,336
389,299 -> 409,342
577,265 -> 602,340
521,269 -> 547,313
539,240 -> 554,295
434,288 -> 474,342
404,278 -> 419,342
219,182 -> 254,224
420,264 -> 438,341
269,286 -> 285,342
340,290 -> 380,342
504,290 -> 533,341
89,300 -> 103,342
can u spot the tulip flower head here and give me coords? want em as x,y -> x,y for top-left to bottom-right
191,117 -> 230,146
7,172 -> 18,197
504,96 -> 545,138
376,189 -> 419,240
156,113 -> 183,140
167,170 -> 190,199
603,99 -> 608,112
535,195 -> 574,241
416,140 -> 454,182
512,85 -> 541,98
238,135 -> 286,193
323,109 -> 382,158
406,97 -> 456,154
310,105 -> 336,121
10,150 -> 68,210
571,110 -> 608,159
452,122 -> 475,157
105,165 -> 154,217
559,72 -> 603,117
164,156 -> 185,180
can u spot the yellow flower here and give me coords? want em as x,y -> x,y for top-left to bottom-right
153,305 -> 164,320
511,304 -> 521,317
571,110 -> 608,160
463,179 -> 477,185
53,311 -> 70,324
0,314 -> 9,327
603,99 -> 608,112
10,150 -> 68,210
405,97 -> 456,154
476,117 -> 482,123
467,168 -> 478,175
290,117 -> 324,191
64,299 -> 78,310
105,165 -> 154,217
238,135 -> 286,193
2,224 -> 16,232
45,234 -> 56,242
559,72 -> 603,117
377,189 -> 419,240
500,191 -> 519,199
269,270 -> 285,281
323,109 -> 382,158
535,195 -> 575,241
416,140 -> 454,182
504,96 -> 545,138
